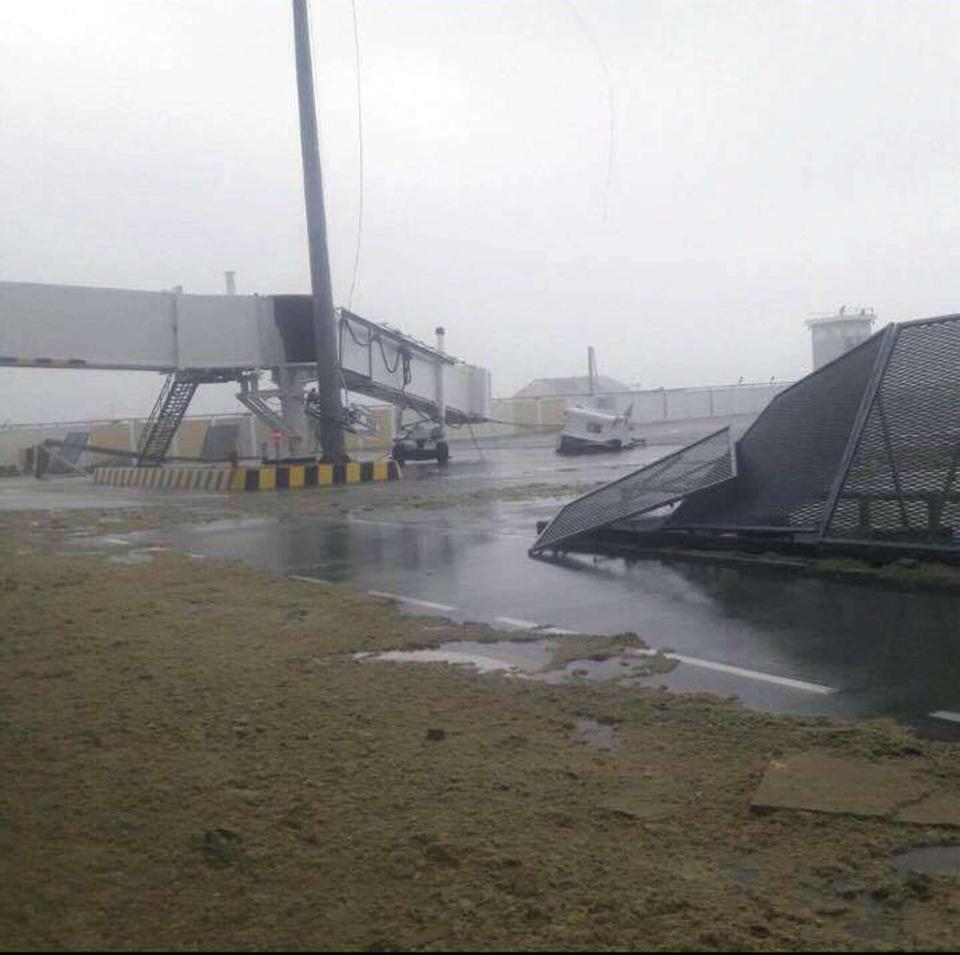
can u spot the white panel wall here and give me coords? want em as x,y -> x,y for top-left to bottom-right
339,331 -> 373,380
580,383 -> 788,423
331,316 -> 489,418
255,300 -> 286,369
443,364 -> 490,419
405,353 -> 436,401
710,383 -> 785,415
176,294 -> 265,369
665,390 -> 712,420
443,365 -> 470,414
0,281 -> 176,369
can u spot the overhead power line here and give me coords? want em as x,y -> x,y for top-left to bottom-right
563,0 -> 616,221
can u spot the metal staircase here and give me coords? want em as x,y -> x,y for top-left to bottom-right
136,372 -> 199,466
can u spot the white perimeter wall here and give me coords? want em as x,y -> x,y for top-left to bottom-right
0,381 -> 790,467
468,381 -> 791,438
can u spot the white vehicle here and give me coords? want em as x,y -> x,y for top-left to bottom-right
556,404 -> 644,455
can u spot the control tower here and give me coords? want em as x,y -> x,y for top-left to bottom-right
806,307 -> 876,370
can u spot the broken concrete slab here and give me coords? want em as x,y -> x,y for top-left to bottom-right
751,751 -> 928,818
896,791 -> 960,827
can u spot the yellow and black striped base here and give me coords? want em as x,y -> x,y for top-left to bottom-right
93,461 -> 400,492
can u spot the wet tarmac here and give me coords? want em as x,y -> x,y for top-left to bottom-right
29,431 -> 960,733
394,430 -> 684,486
0,475 -> 177,510
104,484 -> 960,732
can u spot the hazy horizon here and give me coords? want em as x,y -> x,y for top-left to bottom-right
3,0 -> 960,423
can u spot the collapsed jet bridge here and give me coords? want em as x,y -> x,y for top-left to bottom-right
531,313 -> 960,560
0,281 -> 490,463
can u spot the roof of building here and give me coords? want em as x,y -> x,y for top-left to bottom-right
513,375 -> 631,398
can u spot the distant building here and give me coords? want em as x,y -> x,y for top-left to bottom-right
513,375 -> 631,399
807,307 -> 876,370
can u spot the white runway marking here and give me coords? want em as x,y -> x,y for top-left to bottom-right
493,618 -> 579,635
628,648 -> 836,695
367,590 -> 458,613
929,710 -> 960,724
362,649 -> 516,673
494,616 -> 542,630
288,574 -> 332,585
289,576 -> 835,696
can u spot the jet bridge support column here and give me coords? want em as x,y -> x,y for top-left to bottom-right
274,364 -> 314,458
237,368 -> 314,460
435,326 -> 446,429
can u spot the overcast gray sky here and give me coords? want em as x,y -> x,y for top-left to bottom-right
3,0 -> 960,423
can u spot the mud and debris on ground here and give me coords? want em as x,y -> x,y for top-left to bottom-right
5,490 -> 960,951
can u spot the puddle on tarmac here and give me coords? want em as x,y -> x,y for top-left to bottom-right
358,648 -> 520,675
574,718 -> 620,751
358,636 -> 673,686
891,845 -> 960,877
439,639 -> 553,673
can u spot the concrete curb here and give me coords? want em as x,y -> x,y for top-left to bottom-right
93,460 -> 401,492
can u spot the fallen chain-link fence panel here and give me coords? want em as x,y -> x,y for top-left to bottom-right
532,314 -> 960,557
529,428 -> 735,554
825,315 -> 960,548
669,329 -> 890,533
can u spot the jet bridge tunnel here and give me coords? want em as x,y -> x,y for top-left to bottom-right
0,281 -> 491,464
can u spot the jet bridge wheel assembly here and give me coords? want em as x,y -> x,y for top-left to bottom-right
391,432 -> 449,466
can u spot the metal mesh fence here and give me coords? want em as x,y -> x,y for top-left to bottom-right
670,332 -> 887,532
826,316 -> 960,546
530,428 -> 734,552
532,315 -> 960,555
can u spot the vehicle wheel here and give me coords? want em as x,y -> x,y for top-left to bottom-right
436,441 -> 450,465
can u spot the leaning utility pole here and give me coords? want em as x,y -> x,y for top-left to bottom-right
291,0 -> 345,461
